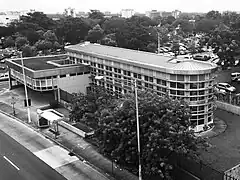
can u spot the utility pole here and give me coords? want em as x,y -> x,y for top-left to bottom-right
20,52 -> 31,123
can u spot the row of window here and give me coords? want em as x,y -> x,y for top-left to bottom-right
71,56 -> 214,83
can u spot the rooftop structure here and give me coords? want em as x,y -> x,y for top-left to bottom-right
66,43 -> 217,74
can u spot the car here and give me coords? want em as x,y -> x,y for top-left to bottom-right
0,66 -> 6,70
0,73 -> 8,81
216,83 -> 236,92
214,87 -> 227,95
231,72 -> 240,81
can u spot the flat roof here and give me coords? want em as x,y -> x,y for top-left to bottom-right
66,43 -> 217,72
8,55 -> 84,71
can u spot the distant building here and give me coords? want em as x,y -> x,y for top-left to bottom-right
76,11 -> 88,18
47,14 -> 64,21
0,10 -> 32,26
172,10 -> 181,19
120,9 -> 135,18
145,10 -> 161,19
103,11 -> 120,18
134,12 -> 146,17
64,7 -> 76,17
161,11 -> 172,17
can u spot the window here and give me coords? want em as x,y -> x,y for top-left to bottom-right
190,75 -> 198,81
144,76 -> 149,81
199,90 -> 205,95
114,68 -> 121,73
190,91 -> 198,96
177,75 -> 184,81
199,75 -> 205,81
70,73 -> 76,76
199,82 -> 205,89
157,79 -> 166,86
177,91 -> 184,96
170,90 -> 176,95
77,72 -> 83,75
170,74 -> 176,80
60,74 -> 66,78
198,119 -> 204,125
170,82 -> 176,88
123,70 -> 131,76
149,77 -> 153,82
191,106 -> 197,113
190,83 -> 198,89
199,106 -> 205,111
177,83 -> 184,89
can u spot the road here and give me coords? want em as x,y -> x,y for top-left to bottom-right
216,66 -> 240,93
0,130 -> 67,180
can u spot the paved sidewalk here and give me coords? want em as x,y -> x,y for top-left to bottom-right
197,117 -> 227,138
0,89 -> 138,180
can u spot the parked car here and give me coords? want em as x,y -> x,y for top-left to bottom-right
0,66 -> 6,70
231,72 -> 240,81
214,87 -> 227,95
0,72 -> 8,81
216,83 -> 236,92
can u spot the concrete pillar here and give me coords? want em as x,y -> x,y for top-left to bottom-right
8,69 -> 13,90
54,89 -> 57,101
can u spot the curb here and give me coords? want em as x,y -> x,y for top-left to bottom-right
0,109 -> 113,180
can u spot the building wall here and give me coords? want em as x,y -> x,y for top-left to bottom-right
66,50 -> 216,132
58,73 -> 90,94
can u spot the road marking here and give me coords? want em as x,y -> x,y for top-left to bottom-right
3,156 -> 20,171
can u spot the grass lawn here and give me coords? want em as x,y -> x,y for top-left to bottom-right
200,109 -> 240,172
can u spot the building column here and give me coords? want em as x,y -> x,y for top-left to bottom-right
8,70 -> 13,90
54,89 -> 57,101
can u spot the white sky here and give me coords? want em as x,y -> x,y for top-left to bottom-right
1,0 -> 240,14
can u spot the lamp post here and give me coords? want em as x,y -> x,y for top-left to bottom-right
94,75 -> 142,180
20,52 -> 31,123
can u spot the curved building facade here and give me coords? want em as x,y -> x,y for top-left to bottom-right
65,42 -> 218,132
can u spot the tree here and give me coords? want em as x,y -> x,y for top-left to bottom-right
206,10 -> 221,20
55,17 -> 91,44
15,36 -> 29,49
70,87 -> 116,128
101,33 -> 117,46
34,40 -> 52,51
3,36 -> 15,48
88,10 -> 105,20
22,45 -> 36,57
43,30 -> 58,43
86,24 -> 104,43
102,17 -> 127,34
70,88 -> 207,179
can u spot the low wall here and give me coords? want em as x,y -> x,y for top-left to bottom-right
224,164 -> 240,180
216,101 -> 240,115
58,121 -> 94,138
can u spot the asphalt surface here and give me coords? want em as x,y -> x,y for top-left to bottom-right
0,129 -> 67,180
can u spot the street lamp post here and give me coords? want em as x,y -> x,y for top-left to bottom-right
20,52 -> 31,123
94,76 -> 142,180
134,79 -> 142,180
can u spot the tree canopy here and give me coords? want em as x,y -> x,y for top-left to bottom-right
70,88 -> 207,179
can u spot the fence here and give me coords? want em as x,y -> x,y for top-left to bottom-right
162,150 -> 238,180
224,164 -> 240,180
215,92 -> 240,106
59,89 -> 74,103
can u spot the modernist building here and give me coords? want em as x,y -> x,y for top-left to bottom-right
65,42 -> 218,132
6,54 -> 90,101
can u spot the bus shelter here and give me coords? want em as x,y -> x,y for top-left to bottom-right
37,109 -> 64,136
